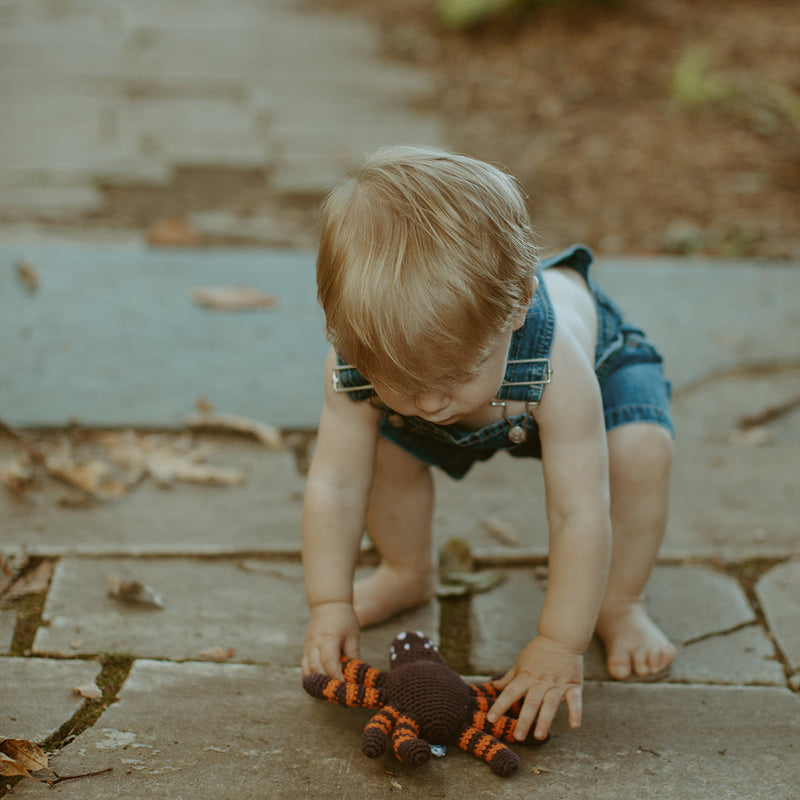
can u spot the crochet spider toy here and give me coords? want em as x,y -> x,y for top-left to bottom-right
303,631 -> 548,776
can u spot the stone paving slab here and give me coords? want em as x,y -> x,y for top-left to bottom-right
31,557 -> 784,687
0,436 -> 305,557
0,244 -> 327,429
6,659 -> 800,800
1,657 -> 101,743
469,565 -> 784,686
2,434 -> 795,562
0,0 -> 444,213
756,560 -> 800,678
435,442 -> 800,561
2,246 -> 798,431
31,558 -> 435,671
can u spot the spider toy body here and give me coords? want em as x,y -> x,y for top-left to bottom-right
303,631 -> 547,776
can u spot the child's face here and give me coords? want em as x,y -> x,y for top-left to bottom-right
370,312 -> 527,425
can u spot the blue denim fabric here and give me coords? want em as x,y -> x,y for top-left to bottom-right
335,245 -> 673,479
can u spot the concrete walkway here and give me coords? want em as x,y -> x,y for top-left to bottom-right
1,1 -> 799,799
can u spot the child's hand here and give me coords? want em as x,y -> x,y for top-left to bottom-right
301,601 -> 360,680
487,634 -> 583,742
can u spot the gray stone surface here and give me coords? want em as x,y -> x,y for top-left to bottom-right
1,658 -> 101,743
469,565 -> 784,685
2,246 -> 798,432
7,661 -> 800,800
0,436 -> 305,557
756,560 -> 800,676
0,244 -> 327,429
0,0 -> 444,216
34,558 -> 308,665
436,442 -> 800,562
0,609 -> 15,654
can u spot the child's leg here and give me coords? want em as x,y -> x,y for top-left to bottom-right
354,436 -> 436,628
594,422 -> 677,679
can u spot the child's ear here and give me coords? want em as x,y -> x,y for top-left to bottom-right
511,275 -> 537,330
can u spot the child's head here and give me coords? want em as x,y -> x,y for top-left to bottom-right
316,145 -> 538,394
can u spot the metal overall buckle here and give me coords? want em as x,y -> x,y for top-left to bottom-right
331,364 -> 373,394
491,357 -> 552,444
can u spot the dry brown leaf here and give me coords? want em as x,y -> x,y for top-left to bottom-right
15,260 -> 40,292
197,646 -> 235,661
107,576 -> 164,609
101,431 -> 245,487
0,739 -> 48,773
482,516 -> 523,547
1,560 -> 54,601
0,454 -> 36,495
0,751 -> 31,779
147,215 -> 199,247
187,411 -> 282,449
191,285 -> 277,311
43,452 -> 111,496
72,682 -> 103,700
728,426 -> 772,446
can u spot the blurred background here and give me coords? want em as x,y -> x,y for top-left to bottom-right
1,0 -> 797,259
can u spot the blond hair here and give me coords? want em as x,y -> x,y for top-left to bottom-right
316,145 -> 538,393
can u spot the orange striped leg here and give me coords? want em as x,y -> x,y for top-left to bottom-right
302,673 -> 383,709
457,725 -> 519,777
469,682 -> 524,718
392,714 -> 430,766
361,705 -> 400,758
341,657 -> 385,690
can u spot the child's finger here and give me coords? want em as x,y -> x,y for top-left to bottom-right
532,688 -> 562,740
320,643 -> 345,680
486,678 -> 522,721
565,685 -> 583,729
512,688 -> 546,741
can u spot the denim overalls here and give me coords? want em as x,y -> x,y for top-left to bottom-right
333,245 -> 673,479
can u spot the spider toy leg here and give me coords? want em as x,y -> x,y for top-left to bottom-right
456,725 -> 520,777
468,683 -> 550,745
302,657 -> 385,709
391,714 -> 431,766
361,704 -> 400,758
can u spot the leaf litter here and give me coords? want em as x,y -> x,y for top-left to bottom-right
0,422 -> 274,507
107,576 -> 165,609
0,737 -> 111,786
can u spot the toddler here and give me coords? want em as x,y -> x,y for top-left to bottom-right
301,146 -> 676,741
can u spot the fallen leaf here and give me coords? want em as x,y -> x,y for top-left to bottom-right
0,751 -> 31,779
147,215 -> 199,247
107,576 -> 165,609
482,516 -> 523,547
0,739 -> 48,772
728,426 -> 772,446
43,450 -> 123,498
1,560 -> 54,601
187,411 -> 282,449
72,683 -> 103,700
15,260 -> 39,292
529,765 -> 551,775
438,538 -> 474,574
101,431 -> 245,487
437,571 -> 505,598
197,646 -> 235,661
0,454 -> 36,495
191,285 -> 277,311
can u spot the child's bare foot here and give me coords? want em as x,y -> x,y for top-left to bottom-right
354,563 -> 435,628
595,597 -> 676,681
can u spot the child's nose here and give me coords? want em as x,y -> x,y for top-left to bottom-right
414,391 -> 450,416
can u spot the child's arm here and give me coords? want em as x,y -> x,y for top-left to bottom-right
301,347 -> 381,680
488,328 -> 612,740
